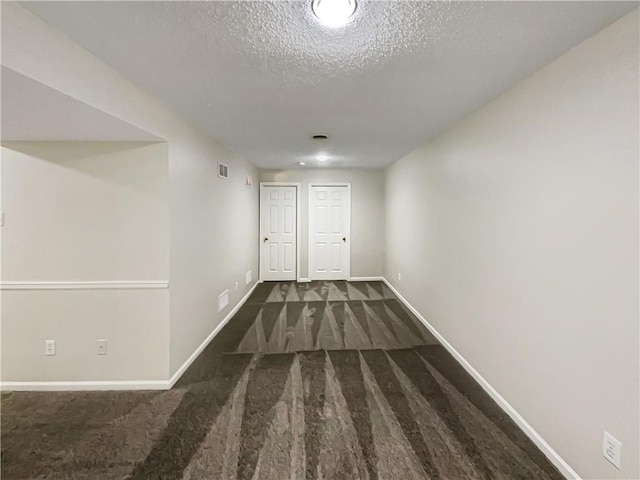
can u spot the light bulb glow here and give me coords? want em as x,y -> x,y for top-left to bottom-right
312,0 -> 357,27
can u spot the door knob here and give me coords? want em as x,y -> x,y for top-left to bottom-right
264,237 -> 269,242
342,237 -> 346,242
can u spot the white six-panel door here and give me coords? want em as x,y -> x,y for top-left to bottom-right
309,184 -> 351,280
260,185 -> 297,281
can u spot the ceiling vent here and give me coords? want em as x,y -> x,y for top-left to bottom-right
218,162 -> 229,179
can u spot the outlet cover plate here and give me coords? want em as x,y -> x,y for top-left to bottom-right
602,431 -> 622,469
245,270 -> 252,285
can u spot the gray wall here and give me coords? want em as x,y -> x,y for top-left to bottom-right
385,11 -> 639,479
259,169 -> 384,279
2,3 -> 260,382
1,142 -> 170,382
169,138 -> 258,374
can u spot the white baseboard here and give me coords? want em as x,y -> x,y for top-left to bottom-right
167,280 -> 259,388
349,276 -> 384,282
0,380 -> 170,391
297,277 -> 311,283
1,281 -> 259,393
382,278 -> 581,480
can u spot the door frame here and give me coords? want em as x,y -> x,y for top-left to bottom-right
259,182 -> 302,283
308,182 -> 352,281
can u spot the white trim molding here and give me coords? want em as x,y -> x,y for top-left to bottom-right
349,276 -> 384,282
0,380 -> 171,392
381,278 -> 581,480
0,281 -> 169,290
0,281 -> 259,392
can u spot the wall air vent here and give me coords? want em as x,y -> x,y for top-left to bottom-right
218,162 -> 229,179
218,289 -> 229,312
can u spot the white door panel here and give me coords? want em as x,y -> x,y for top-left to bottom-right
309,184 -> 350,280
261,185 -> 297,281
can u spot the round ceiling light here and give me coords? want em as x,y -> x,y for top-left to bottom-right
311,0 -> 357,27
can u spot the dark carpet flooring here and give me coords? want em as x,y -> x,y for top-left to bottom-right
1,281 -> 563,480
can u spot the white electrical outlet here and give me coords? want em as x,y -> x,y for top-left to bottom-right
397,273 -> 402,281
602,431 -> 622,469
45,340 -> 56,356
235,281 -> 239,290
96,339 -> 107,355
245,270 -> 252,285
218,290 -> 229,312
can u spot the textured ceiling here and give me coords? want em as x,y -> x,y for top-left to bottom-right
1,66 -> 160,141
21,1 -> 638,169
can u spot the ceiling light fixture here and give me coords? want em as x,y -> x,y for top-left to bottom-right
298,161 -> 306,166
316,154 -> 329,162
311,0 -> 357,28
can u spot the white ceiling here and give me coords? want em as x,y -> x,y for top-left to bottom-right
20,1 -> 638,169
1,66 -> 161,142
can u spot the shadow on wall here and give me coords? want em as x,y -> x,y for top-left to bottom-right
1,141 -> 168,190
